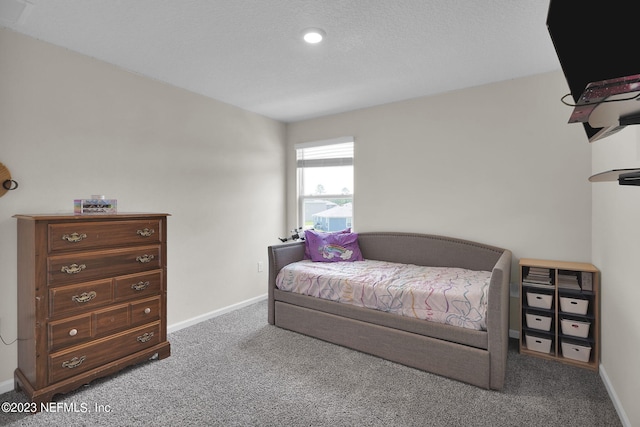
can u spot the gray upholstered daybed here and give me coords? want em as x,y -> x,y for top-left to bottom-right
267,232 -> 512,390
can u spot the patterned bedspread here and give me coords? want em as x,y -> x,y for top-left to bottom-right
275,259 -> 492,330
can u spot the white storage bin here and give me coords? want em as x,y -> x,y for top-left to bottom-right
561,340 -> 591,362
525,313 -> 552,332
526,292 -> 553,310
525,334 -> 552,354
560,318 -> 591,338
560,296 -> 589,315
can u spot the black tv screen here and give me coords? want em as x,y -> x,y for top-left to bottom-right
546,0 -> 640,140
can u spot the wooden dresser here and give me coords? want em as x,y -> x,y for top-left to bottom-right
14,213 -> 170,405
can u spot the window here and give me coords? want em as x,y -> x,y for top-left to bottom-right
296,137 -> 354,232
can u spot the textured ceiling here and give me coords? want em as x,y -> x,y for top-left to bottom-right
0,0 -> 561,123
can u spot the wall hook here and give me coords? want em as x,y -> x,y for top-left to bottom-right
3,179 -> 18,190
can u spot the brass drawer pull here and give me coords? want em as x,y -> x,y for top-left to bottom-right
137,228 -> 155,237
136,254 -> 155,263
61,232 -> 87,243
131,281 -> 150,291
72,291 -> 97,303
137,332 -> 154,343
62,356 -> 86,369
61,263 -> 86,274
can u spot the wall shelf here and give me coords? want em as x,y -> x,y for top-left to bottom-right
589,168 -> 640,185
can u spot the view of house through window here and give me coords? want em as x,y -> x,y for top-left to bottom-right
296,138 -> 354,232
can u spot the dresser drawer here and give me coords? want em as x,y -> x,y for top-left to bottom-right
131,296 -> 161,326
115,270 -> 163,302
47,245 -> 162,286
49,322 -> 161,384
49,299 -> 161,352
48,313 -> 92,352
93,304 -> 130,338
49,279 -> 114,317
48,219 -> 162,253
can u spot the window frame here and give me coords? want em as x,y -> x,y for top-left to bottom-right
295,137 -> 354,231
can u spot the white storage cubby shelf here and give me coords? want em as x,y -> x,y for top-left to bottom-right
519,258 -> 599,371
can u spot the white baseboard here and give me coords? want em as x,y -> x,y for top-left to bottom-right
167,293 -> 267,334
0,294 -> 268,396
599,364 -> 632,427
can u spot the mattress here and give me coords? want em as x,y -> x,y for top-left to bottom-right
275,259 -> 492,330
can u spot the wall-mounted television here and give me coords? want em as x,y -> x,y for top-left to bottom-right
547,1 -> 640,142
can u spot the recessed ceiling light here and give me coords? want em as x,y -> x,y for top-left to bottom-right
303,28 -> 325,44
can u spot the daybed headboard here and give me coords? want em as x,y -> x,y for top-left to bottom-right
356,232 -> 505,272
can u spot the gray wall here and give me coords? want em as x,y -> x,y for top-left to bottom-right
0,29 -> 286,387
287,71 -> 592,269
592,126 -> 640,427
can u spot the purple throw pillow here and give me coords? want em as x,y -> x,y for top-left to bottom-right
303,228 -> 351,259
305,230 -> 363,262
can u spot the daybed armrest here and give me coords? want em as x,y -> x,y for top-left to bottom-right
486,249 -> 512,390
267,241 -> 305,324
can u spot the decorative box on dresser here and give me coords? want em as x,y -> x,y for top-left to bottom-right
14,213 -> 171,406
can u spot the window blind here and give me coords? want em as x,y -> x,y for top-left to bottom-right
296,141 -> 353,168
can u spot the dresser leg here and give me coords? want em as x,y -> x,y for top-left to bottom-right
14,370 -> 54,412
156,342 -> 171,360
